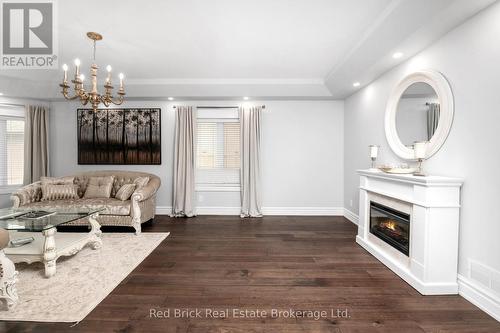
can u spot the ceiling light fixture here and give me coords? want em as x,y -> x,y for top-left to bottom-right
353,82 -> 360,87
168,97 -> 174,101
392,52 -> 404,59
0,93 -> 3,96
59,32 -> 125,113
243,96 -> 249,100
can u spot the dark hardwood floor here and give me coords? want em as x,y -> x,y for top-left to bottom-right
2,215 -> 499,332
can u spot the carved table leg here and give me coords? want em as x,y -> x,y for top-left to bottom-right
88,213 -> 102,250
0,251 -> 18,309
42,228 -> 57,278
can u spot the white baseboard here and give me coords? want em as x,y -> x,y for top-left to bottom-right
197,206 -> 241,215
155,206 -> 172,215
156,206 -> 344,216
458,274 -> 500,322
343,208 -> 359,225
262,207 -> 344,216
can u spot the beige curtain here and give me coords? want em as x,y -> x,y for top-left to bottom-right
427,103 -> 440,140
24,105 -> 49,185
240,106 -> 262,217
171,106 -> 196,217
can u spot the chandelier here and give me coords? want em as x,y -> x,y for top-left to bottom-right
59,32 -> 125,112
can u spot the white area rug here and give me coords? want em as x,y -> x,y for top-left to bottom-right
0,232 -> 169,323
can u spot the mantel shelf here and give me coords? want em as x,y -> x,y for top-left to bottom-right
357,169 -> 463,187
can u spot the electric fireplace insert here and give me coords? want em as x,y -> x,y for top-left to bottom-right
370,201 -> 410,256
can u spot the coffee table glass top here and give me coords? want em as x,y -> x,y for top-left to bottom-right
0,208 -> 104,232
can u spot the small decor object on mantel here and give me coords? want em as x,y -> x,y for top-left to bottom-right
77,108 -> 161,165
413,141 -> 428,176
369,145 -> 379,170
59,32 -> 126,113
378,164 -> 417,174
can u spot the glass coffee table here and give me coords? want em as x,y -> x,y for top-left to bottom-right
0,208 -> 104,278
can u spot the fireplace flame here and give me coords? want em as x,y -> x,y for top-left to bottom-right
382,220 -> 397,231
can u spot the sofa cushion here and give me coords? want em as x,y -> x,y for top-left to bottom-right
41,176 -> 75,185
22,198 -> 131,216
134,177 -> 150,190
84,176 -> 114,199
41,184 -> 79,201
115,184 -> 136,201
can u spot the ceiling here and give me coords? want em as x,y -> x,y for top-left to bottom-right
0,0 -> 496,100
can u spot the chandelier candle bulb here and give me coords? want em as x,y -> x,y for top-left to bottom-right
62,64 -> 68,83
106,65 -> 112,84
119,73 -> 124,89
74,58 -> 81,76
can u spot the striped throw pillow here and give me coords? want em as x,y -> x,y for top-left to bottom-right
41,184 -> 79,201
115,184 -> 136,201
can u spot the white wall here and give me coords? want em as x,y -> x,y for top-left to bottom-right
0,194 -> 10,208
344,1 -> 500,304
49,100 -> 344,213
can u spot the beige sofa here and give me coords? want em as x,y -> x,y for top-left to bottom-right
10,171 -> 160,234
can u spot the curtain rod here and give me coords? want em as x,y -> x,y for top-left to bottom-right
173,105 -> 265,109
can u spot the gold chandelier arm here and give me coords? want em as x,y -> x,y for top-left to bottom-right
61,90 -> 81,100
59,84 -> 81,100
102,94 -> 125,106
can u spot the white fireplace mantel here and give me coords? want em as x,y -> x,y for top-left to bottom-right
356,169 -> 463,295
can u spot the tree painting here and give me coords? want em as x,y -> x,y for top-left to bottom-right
77,108 -> 161,165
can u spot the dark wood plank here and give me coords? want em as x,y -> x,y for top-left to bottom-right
1,216 -> 498,332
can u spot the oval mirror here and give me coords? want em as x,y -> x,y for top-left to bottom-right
396,82 -> 439,146
385,70 -> 454,160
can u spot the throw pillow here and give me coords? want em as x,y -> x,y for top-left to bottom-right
115,183 -> 136,201
84,176 -> 114,199
134,176 -> 150,190
41,184 -> 79,201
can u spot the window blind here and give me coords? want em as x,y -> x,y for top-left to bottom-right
0,107 -> 25,187
196,110 -> 240,187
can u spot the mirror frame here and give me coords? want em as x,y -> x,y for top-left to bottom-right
385,70 -> 454,160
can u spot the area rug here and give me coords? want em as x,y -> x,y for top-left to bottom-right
0,232 -> 169,323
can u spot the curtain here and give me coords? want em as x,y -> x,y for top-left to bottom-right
172,106 -> 196,217
427,103 -> 440,140
24,105 -> 49,184
240,106 -> 262,217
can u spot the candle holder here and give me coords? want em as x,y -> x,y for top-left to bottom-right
413,141 -> 427,176
368,145 -> 379,170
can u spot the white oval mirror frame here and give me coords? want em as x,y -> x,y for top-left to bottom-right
385,70 -> 454,160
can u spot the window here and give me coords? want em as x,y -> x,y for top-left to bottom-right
196,109 -> 240,190
0,107 -> 25,188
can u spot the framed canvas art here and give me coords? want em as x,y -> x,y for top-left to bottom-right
77,108 -> 161,165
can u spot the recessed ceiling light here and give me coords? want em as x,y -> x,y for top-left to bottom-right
353,82 -> 360,87
168,97 -> 174,101
392,52 -> 404,59
0,93 -> 3,96
243,96 -> 249,100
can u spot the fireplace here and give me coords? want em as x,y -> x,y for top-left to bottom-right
370,201 -> 410,256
